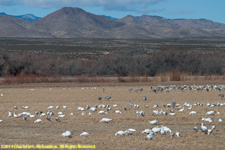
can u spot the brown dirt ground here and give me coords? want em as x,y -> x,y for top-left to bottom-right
0,82 -> 225,150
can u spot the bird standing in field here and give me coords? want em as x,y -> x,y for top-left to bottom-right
145,131 -> 155,140
129,101 -> 134,107
34,119 -> 42,123
128,88 -> 133,93
105,94 -> 112,101
218,94 -> 224,99
172,98 -> 176,108
151,89 -> 157,93
170,132 -> 175,138
23,116 -> 27,121
61,131 -> 72,137
80,132 -> 90,136
46,117 -> 51,121
35,111 -> 39,115
149,120 -> 158,125
176,132 -> 180,137
194,126 -> 198,132
134,89 -> 140,93
160,128 -> 166,136
100,118 -> 112,123
143,96 -> 147,101
8,112 -> 12,117
201,123 -> 207,134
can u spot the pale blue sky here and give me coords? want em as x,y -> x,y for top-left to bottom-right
0,0 -> 224,23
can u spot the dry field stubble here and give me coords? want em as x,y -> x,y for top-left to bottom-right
0,84 -> 225,150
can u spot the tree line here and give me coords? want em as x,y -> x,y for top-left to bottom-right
0,50 -> 224,77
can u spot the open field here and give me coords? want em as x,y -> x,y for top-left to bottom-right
0,83 -> 225,150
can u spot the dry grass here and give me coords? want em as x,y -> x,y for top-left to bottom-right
2,74 -> 62,84
1,73 -> 225,85
76,75 -> 113,83
0,84 -> 225,150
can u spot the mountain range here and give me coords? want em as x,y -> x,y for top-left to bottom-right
0,7 -> 225,38
0,12 -> 41,23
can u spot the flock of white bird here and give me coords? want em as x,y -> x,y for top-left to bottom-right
1,84 -> 225,140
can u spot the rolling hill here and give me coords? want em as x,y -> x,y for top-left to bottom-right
0,15 -> 51,37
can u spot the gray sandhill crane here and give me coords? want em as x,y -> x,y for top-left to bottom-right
128,88 -> 133,93
134,89 -> 139,93
151,89 -> 157,93
218,94 -> 224,99
170,132 -> 175,138
129,101 -> 134,107
46,117 -> 51,121
105,94 -> 112,101
172,98 -> 176,108
23,116 -> 27,121
143,96 -> 147,101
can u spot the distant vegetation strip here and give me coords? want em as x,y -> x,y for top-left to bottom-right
0,38 -> 225,84
0,49 -> 224,77
0,50 -> 224,85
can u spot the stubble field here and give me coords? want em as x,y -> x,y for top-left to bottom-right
0,83 -> 225,150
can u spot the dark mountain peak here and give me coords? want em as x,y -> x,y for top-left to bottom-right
60,7 -> 86,15
122,15 -> 136,19
35,7 -> 125,37
36,7 -> 90,22
140,15 -> 167,22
